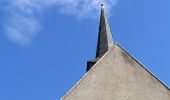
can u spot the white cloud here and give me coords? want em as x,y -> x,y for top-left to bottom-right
3,0 -> 117,46
4,14 -> 41,46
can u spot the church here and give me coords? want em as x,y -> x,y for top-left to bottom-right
61,3 -> 170,100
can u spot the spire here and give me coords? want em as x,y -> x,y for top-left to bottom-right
86,3 -> 114,72
96,3 -> 114,58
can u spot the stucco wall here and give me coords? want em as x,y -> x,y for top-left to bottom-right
62,44 -> 170,100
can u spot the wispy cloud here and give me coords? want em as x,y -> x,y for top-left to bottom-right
2,0 -> 117,46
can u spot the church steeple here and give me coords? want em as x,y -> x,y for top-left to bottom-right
87,3 -> 114,71
96,3 -> 114,58
62,2 -> 170,100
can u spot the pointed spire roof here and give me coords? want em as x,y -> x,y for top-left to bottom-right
86,3 -> 115,72
96,3 -> 114,58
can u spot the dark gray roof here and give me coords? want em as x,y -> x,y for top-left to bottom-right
96,4 -> 115,58
87,4 -> 115,72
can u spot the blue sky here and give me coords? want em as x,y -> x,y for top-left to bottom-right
0,0 -> 170,100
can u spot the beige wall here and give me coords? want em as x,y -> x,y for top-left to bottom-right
62,44 -> 170,100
